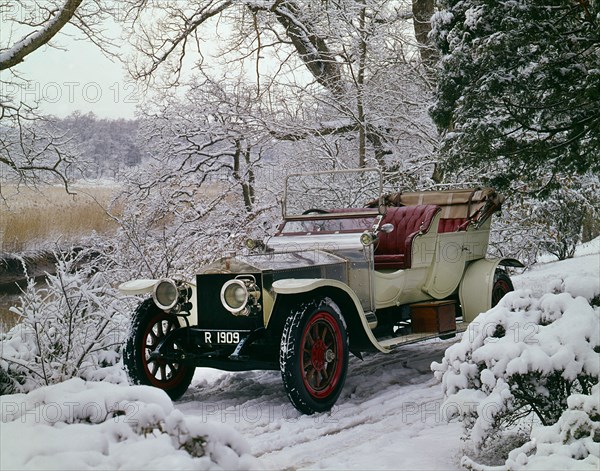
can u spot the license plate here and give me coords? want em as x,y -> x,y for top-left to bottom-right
202,331 -> 241,344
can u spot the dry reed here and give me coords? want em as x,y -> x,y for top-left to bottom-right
0,184 -> 119,252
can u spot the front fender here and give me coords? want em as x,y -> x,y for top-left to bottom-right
271,278 -> 387,353
272,279 -> 365,314
118,278 -> 198,326
459,258 -> 523,322
118,279 -> 158,295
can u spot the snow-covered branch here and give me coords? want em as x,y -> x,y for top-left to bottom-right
0,0 -> 84,70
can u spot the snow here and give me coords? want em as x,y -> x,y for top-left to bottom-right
177,342 -> 465,470
1,378 -> 258,470
514,237 -> 600,301
1,241 -> 598,469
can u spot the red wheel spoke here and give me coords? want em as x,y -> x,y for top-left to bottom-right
321,325 -> 328,342
139,312 -> 191,394
305,367 -> 315,385
311,324 -> 319,342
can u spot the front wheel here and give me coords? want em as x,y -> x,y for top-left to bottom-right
280,298 -> 349,414
123,299 -> 194,400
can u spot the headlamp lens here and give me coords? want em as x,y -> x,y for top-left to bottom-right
154,279 -> 178,310
221,280 -> 248,312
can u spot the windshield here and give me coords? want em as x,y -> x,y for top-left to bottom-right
280,216 -> 377,234
284,168 -> 383,217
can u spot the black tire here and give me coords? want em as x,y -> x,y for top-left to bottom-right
123,299 -> 194,400
280,298 -> 349,414
492,269 -> 514,307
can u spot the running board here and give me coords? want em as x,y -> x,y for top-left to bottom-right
377,321 -> 470,350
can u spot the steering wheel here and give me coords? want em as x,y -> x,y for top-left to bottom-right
302,208 -> 330,215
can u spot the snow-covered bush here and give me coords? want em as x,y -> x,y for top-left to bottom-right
462,383 -> 599,470
1,377 -> 258,470
431,290 -> 600,446
532,178 -> 600,261
488,199 -> 543,267
0,250 -> 130,394
488,175 -> 600,265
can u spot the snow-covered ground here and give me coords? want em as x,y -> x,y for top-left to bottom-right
512,237 -> 599,299
178,339 -> 464,470
2,239 -> 598,470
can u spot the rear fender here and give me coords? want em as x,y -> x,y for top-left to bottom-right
459,258 -> 523,322
270,279 -> 386,353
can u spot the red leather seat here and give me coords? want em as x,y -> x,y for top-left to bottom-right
374,205 -> 441,270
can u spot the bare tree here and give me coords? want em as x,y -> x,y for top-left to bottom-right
120,0 -> 439,177
0,0 -> 116,191
108,73 -> 280,278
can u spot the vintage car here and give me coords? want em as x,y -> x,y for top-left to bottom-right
120,169 -> 523,414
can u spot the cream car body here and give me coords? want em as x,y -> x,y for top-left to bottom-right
120,168 -> 521,414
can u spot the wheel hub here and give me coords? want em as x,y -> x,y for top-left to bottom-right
325,348 -> 335,363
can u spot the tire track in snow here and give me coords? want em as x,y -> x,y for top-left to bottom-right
176,337 -> 462,469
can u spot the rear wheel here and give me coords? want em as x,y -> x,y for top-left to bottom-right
280,298 -> 349,414
123,299 -> 194,400
492,270 -> 514,307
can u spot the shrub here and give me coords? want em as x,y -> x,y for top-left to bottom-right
462,383 -> 599,470
431,291 -> 599,447
0,249 -> 130,394
488,175 -> 600,265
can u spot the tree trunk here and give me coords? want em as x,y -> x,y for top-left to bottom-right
412,0 -> 437,69
581,208 -> 600,242
233,140 -> 255,213
357,5 -> 367,168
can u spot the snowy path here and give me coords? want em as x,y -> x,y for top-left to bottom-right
177,339 -> 463,470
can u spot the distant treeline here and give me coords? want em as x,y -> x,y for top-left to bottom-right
54,112 -> 142,180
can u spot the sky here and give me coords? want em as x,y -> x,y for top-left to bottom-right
0,3 -> 307,121
1,3 -> 279,121
0,3 -> 247,121
3,22 -> 139,119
